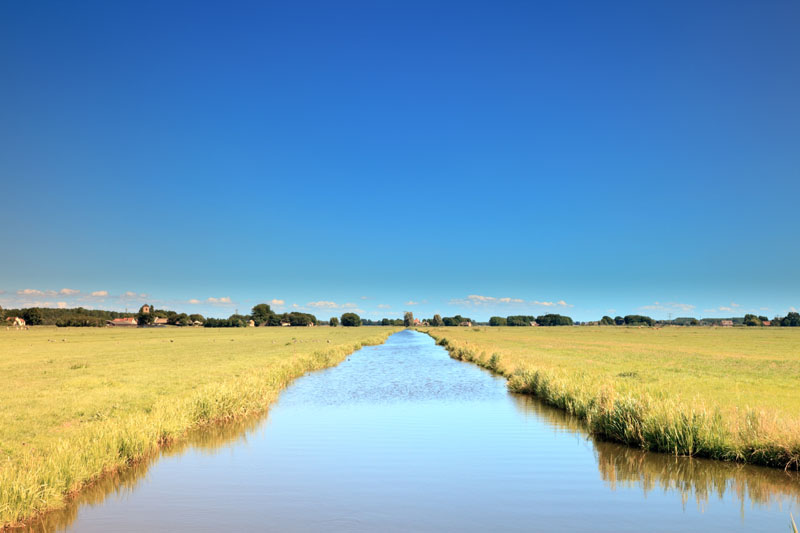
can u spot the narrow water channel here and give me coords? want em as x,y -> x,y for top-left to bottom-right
35,330 -> 799,532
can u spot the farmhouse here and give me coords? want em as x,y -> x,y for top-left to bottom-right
459,321 -> 472,327
153,317 -> 168,326
762,320 -> 771,326
720,320 -> 734,327
6,316 -> 26,329
106,317 -> 138,327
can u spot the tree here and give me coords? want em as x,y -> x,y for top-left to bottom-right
743,314 -> 761,327
781,312 -> 800,327
341,312 -> 361,327
189,314 -> 205,324
614,316 -> 624,325
507,315 -> 535,326
623,315 -> 654,326
404,311 -> 414,327
431,314 -> 444,327
599,316 -> 615,325
329,317 -> 340,327
22,308 -> 43,325
489,316 -> 507,326
251,304 -> 274,326
136,310 -> 154,326
535,314 -> 573,326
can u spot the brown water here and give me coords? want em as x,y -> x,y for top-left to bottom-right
28,330 -> 800,531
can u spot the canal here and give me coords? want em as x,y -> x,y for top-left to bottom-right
36,330 -> 799,531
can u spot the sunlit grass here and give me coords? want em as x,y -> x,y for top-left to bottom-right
421,326 -> 800,469
0,326 -> 398,527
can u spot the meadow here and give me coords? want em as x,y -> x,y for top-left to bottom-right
421,326 -> 800,469
0,326 -> 398,528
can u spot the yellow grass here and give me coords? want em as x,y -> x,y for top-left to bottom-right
0,326 -> 398,528
421,326 -> 800,469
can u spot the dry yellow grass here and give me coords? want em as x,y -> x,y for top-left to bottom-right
0,326 -> 398,528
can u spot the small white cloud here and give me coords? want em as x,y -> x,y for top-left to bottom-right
451,294 -> 569,308
360,296 -> 369,300
59,288 -> 79,295
307,301 -> 338,309
91,290 -> 108,297
188,299 -> 201,304
270,299 -> 285,306
405,301 -> 419,306
639,302 -> 695,313
719,306 -> 734,312
207,296 -> 233,305
56,301 -> 68,308
377,304 -> 391,309
18,289 -> 45,296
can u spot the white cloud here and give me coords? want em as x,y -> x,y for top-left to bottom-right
207,297 -> 233,305
59,288 -> 79,295
450,295 -> 570,308
639,301 -> 696,313
270,299 -> 285,306
307,300 -> 338,309
18,289 -> 45,296
306,301 -> 358,309
91,290 -> 108,297
188,299 -> 201,304
377,304 -> 391,309
405,301 -> 419,306
790,307 -> 798,313
718,306 -> 734,312
56,301 -> 68,308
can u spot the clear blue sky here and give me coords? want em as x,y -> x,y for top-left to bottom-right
1,1 -> 798,321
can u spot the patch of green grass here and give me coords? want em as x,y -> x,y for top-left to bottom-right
422,326 -> 800,469
0,326 -> 398,527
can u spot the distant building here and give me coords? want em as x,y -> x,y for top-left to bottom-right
414,318 -> 421,326
140,304 -> 151,314
6,317 -> 26,329
280,321 -> 291,327
247,319 -> 255,327
153,317 -> 168,325
720,320 -> 734,327
762,321 -> 771,327
459,321 -> 472,327
530,321 -> 538,326
107,317 -> 138,327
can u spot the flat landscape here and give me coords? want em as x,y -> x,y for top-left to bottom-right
0,326 -> 398,527
421,326 -> 800,468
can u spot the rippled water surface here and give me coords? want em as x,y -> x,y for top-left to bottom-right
38,330 -> 799,531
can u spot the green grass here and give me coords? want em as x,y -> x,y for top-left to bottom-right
0,326 -> 398,528
421,326 -> 800,469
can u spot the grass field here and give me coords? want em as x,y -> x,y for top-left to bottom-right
0,326 -> 398,528
421,326 -> 800,469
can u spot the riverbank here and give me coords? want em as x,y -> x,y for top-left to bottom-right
420,326 -> 800,470
0,326 -> 398,528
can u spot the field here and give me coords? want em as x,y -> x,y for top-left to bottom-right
0,326 -> 398,528
421,326 -> 800,469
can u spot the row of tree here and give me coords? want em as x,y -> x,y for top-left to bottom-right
487,314 -> 574,326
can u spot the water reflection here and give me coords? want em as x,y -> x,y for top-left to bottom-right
512,391 -> 800,513
22,415 -> 268,532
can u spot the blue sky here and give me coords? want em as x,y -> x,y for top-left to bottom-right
1,1 -> 798,321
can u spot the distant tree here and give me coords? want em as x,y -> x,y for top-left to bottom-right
535,314 -> 573,326
341,312 -> 361,327
781,312 -> 800,327
404,311 -> 414,327
329,316 -> 340,327
758,315 -> 769,323
431,314 -> 444,327
489,316 -> 507,326
251,304 -> 274,326
599,316 -> 615,325
614,316 -> 624,326
507,315 -> 536,326
176,313 -> 191,327
21,307 -> 43,325
189,314 -> 205,323
623,315 -> 654,326
136,310 -> 154,326
227,314 -> 249,327
743,314 -> 761,327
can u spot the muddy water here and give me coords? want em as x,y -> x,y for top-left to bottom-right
33,330 -> 799,531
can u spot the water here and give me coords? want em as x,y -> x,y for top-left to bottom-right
32,330 -> 799,531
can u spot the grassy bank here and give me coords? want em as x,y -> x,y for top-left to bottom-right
0,326 -> 398,528
421,326 -> 800,469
